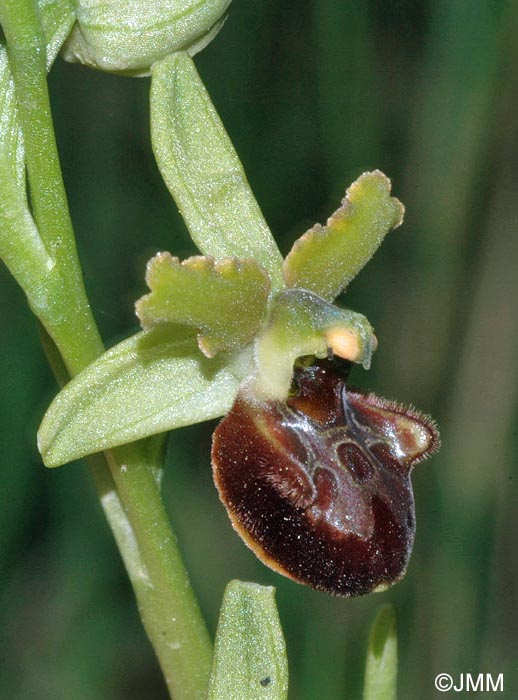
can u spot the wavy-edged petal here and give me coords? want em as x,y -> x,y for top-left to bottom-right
136,253 -> 270,357
283,171 -> 404,301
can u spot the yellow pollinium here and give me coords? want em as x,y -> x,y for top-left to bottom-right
251,289 -> 377,402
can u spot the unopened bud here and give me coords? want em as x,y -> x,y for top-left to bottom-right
63,0 -> 232,75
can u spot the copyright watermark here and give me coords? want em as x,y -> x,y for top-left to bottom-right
434,673 -> 504,693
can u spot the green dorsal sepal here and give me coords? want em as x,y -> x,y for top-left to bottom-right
150,52 -> 284,290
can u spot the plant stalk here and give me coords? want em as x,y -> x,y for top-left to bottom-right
1,2 -> 213,697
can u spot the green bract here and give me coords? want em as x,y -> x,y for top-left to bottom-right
63,0 -> 231,75
363,606 -> 398,700
38,327 -> 243,467
0,0 -> 75,306
208,581 -> 288,700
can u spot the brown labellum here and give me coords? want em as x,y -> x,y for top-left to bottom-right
212,359 -> 439,596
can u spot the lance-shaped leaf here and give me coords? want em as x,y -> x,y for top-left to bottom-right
151,52 -> 284,292
136,253 -> 270,358
208,581 -> 288,700
38,327 -> 242,467
283,171 -> 404,301
363,605 -> 398,700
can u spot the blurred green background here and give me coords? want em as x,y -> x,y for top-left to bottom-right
1,1 -> 517,698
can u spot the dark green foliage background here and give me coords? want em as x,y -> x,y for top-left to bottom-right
1,2 -> 517,698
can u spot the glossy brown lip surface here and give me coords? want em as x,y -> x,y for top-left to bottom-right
212,359 -> 440,596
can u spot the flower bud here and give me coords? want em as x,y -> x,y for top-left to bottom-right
63,0 -> 232,75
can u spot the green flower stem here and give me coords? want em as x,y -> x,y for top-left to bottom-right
0,0 -> 102,373
1,2 -> 213,697
91,447 -> 212,700
106,443 -> 213,699
39,325 -> 212,700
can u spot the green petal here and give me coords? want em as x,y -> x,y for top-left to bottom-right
38,327 -> 242,467
283,171 -> 404,301
208,581 -> 288,700
136,253 -> 270,357
150,52 -> 284,291
363,605 -> 398,700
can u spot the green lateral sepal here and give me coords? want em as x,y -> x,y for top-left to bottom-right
38,326 -> 245,467
136,253 -> 270,358
283,171 -> 404,301
208,580 -> 288,700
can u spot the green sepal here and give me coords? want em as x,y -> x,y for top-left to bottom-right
136,253 -> 270,358
253,288 -> 376,401
38,326 -> 243,467
208,580 -> 288,700
363,605 -> 398,700
150,52 -> 284,291
283,171 -> 404,301
62,0 -> 231,75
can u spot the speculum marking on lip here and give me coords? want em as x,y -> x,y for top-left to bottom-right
212,359 -> 440,596
336,442 -> 374,483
